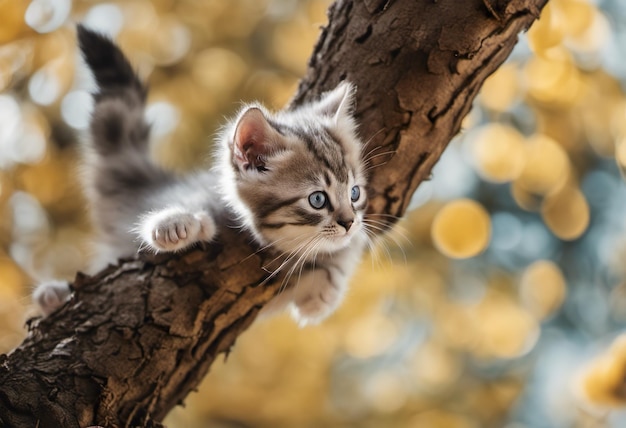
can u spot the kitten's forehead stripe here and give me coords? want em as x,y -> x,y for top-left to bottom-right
325,128 -> 347,157
288,126 -> 350,183
295,128 -> 334,172
324,171 -> 331,187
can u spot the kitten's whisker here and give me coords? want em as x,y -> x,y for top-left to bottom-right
266,233 -> 318,293
256,244 -> 300,287
363,157 -> 397,174
261,243 -> 305,287
364,127 -> 386,144
280,236 -> 322,293
364,228 -> 392,271
362,229 -> 383,270
268,235 -> 314,270
362,215 -> 411,242
363,161 -> 392,174
240,235 -> 294,265
363,222 -> 409,265
362,219 -> 394,234
259,233 -> 310,269
290,238 -> 325,297
369,213 -> 402,219
363,150 -> 397,164
366,213 -> 404,225
363,218 -> 413,246
366,227 -> 394,265
361,129 -> 389,156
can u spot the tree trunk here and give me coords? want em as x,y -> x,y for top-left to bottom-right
0,1 -> 547,426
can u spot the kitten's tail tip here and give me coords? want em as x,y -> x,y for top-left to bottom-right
75,24 -> 109,61
75,23 -> 143,93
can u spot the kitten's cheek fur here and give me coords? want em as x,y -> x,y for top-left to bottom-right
139,208 -> 216,253
33,280 -> 71,316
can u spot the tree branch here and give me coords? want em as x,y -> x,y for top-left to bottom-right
0,0 -> 547,426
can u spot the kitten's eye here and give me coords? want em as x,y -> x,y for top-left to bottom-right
308,191 -> 327,209
351,185 -> 360,202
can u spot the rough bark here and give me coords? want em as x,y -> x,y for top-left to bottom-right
0,0 -> 547,427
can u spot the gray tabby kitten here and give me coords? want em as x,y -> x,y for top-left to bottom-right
33,26 -> 367,326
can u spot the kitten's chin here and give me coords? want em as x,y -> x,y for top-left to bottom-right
321,234 -> 355,253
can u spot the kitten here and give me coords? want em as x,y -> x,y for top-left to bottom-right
33,25 -> 368,326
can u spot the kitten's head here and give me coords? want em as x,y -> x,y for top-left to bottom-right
220,82 -> 367,256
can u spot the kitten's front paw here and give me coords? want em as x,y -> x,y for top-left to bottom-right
291,270 -> 344,326
141,208 -> 216,252
33,280 -> 71,316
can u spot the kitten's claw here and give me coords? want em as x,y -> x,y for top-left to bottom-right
33,280 -> 71,316
142,208 -> 216,252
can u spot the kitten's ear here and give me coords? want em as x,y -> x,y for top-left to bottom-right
314,81 -> 356,122
232,107 -> 281,172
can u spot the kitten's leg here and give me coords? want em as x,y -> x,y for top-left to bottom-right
258,286 -> 296,320
33,280 -> 71,316
139,207 -> 216,252
290,266 -> 348,326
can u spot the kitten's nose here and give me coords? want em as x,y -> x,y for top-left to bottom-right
337,218 -> 354,232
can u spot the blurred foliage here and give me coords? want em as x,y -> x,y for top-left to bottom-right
1,0 -> 626,427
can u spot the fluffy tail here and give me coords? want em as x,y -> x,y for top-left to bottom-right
77,25 -> 172,245
77,25 -> 144,99
77,24 -> 150,156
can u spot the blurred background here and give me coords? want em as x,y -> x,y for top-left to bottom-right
1,0 -> 626,426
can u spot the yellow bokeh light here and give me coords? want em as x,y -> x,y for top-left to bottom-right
0,258 -> 25,300
566,7 -> 609,54
272,17 -> 320,74
580,86 -> 622,157
149,16 -> 191,66
470,124 -> 526,183
519,260 -> 567,320
0,56 -> 12,92
525,51 -> 582,106
0,1 -> 27,44
579,335 -> 626,407
411,341 -> 461,389
245,71 -> 298,109
559,0 -> 594,37
480,63 -> 520,112
344,314 -> 398,359
473,294 -> 539,359
366,372 -> 408,413
616,137 -> 626,175
541,185 -> 590,241
516,134 -> 569,195
407,410 -> 477,428
435,303 -> 478,350
431,199 -> 491,259
18,156 -> 70,206
510,179 -> 542,212
527,3 -> 565,54
192,48 -> 247,98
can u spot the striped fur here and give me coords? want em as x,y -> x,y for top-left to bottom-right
34,26 -> 367,326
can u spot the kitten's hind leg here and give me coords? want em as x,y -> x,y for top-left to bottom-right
33,280 -> 71,316
138,207 -> 216,252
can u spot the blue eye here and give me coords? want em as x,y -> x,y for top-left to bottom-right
351,185 -> 360,202
308,191 -> 327,209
